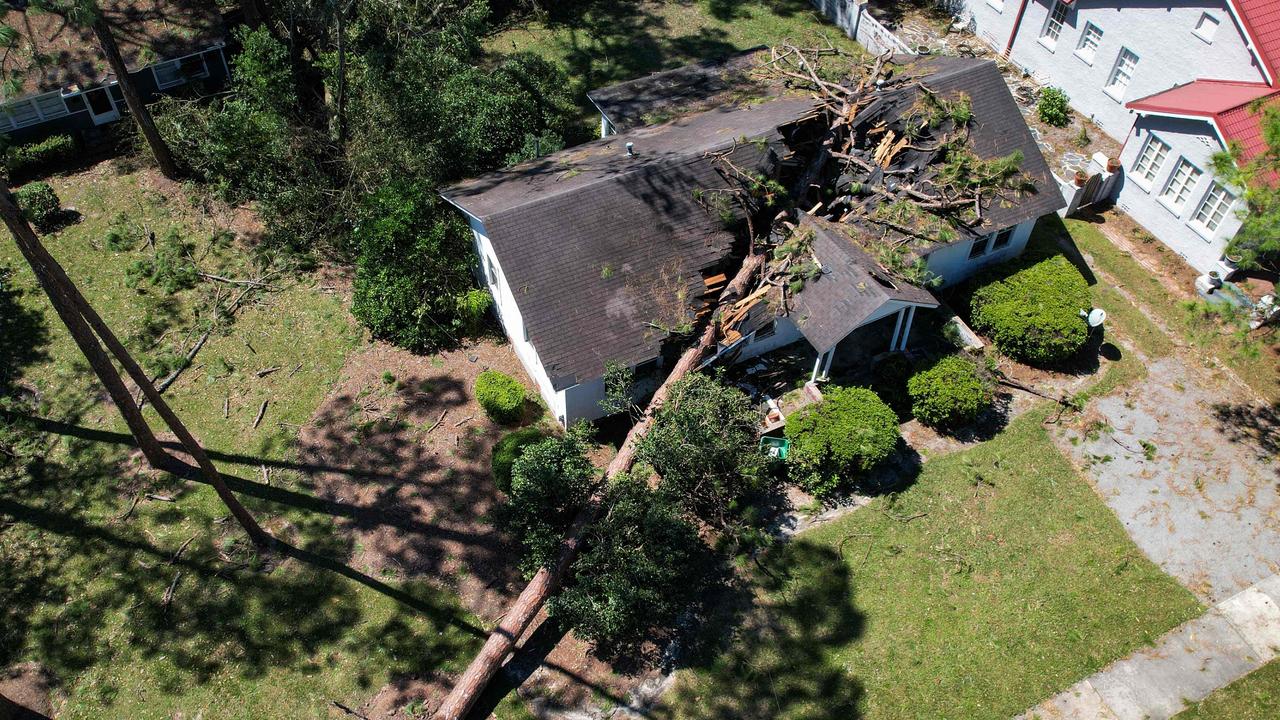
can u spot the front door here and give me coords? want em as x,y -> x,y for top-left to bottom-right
85,86 -> 119,125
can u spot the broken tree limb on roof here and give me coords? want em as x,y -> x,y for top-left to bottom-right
432,252 -> 766,720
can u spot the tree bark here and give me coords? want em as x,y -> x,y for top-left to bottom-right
432,253 -> 767,720
0,186 -> 168,467
0,182 -> 271,547
90,15 -> 181,180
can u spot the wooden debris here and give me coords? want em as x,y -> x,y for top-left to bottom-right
255,366 -> 282,378
452,415 -> 473,428
162,571 -> 182,612
146,493 -> 176,502
424,410 -> 448,434
253,400 -> 268,429
170,535 -> 196,564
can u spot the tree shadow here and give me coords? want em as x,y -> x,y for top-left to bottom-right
0,265 -> 50,397
1210,401 -> 1280,462
661,540 -> 865,719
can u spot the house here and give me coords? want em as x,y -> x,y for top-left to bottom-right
442,55 -> 1064,426
0,0 -> 230,143
955,0 -> 1279,275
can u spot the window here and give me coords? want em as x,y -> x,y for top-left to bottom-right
1194,13 -> 1220,43
1131,134 -> 1170,185
968,237 -> 989,259
1040,1 -> 1069,46
1075,23 -> 1103,63
991,226 -> 1015,250
33,93 -> 68,119
1105,48 -> 1139,99
1192,182 -> 1235,232
752,321 -> 776,342
3,99 -> 41,128
1160,158 -> 1203,212
484,255 -> 498,286
986,0 -> 1004,11
153,60 -> 185,89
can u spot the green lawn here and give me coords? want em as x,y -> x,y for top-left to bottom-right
666,408 -> 1203,720
1175,659 -> 1280,719
0,167 -> 530,719
1062,218 -> 1279,401
486,0 -> 865,132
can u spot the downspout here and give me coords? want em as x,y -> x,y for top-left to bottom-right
1004,0 -> 1032,58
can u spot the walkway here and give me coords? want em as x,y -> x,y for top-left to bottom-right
1019,574 -> 1280,719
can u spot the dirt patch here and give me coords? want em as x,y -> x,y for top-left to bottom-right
295,338 -> 646,717
0,663 -> 54,719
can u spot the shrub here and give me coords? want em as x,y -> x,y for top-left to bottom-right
549,472 -> 712,653
503,426 -> 596,574
970,254 -> 1091,365
5,134 -> 76,178
907,355 -> 995,429
125,230 -> 198,293
636,372 -> 768,528
475,369 -> 525,424
105,212 -> 143,251
784,386 -> 900,498
492,426 -> 549,493
1037,87 -> 1071,127
870,353 -> 914,421
14,182 -> 62,232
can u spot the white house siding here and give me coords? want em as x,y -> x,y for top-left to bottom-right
963,0 -> 1266,141
463,216 -> 570,423
923,218 -> 1037,286
1115,115 -> 1244,273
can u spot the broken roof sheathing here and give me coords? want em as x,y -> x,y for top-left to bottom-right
441,97 -> 818,391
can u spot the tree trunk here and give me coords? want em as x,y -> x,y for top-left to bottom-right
90,16 -> 181,180
335,0 -> 348,145
0,188 -> 169,467
433,253 -> 767,720
0,182 -> 271,547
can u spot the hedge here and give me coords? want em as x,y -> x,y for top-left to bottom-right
492,426 -> 549,493
907,354 -> 994,429
475,369 -> 525,424
970,254 -> 1091,365
5,134 -> 75,178
784,385 -> 899,498
14,182 -> 62,232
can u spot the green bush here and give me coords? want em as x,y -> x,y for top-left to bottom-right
14,182 -> 62,232
492,426 -> 549,493
5,134 -> 76,178
970,254 -> 1091,365
475,369 -> 525,424
125,229 -> 198,293
1037,87 -> 1071,127
503,426 -> 596,574
784,386 -> 900,498
907,355 -> 995,429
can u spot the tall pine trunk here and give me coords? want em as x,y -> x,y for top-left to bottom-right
90,15 -> 181,180
0,182 -> 270,547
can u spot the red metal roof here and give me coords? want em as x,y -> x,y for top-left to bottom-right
1233,0 -> 1280,85
1127,79 -> 1280,163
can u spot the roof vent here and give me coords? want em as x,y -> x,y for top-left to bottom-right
625,142 -> 636,157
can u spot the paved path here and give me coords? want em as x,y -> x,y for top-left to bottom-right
1019,574 -> 1280,719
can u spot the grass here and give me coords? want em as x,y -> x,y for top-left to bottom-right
486,0 -> 865,131
1174,659 -> 1280,719
0,166 -> 532,719
666,408 -> 1203,720
1062,218 -> 1279,401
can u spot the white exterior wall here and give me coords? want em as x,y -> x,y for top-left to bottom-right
1115,115 -> 1244,273
924,218 -> 1037,287
963,0 -> 1266,140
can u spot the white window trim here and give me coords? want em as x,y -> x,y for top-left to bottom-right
1188,183 -> 1235,239
1193,13 -> 1220,44
986,0 -> 1004,11
1074,23 -> 1101,65
1157,159 -> 1203,217
151,51 -> 212,90
1039,0 -> 1068,50
0,89 -> 75,129
1104,49 -> 1138,103
1129,135 -> 1170,192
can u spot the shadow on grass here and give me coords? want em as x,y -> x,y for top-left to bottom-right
1211,401 -> 1280,463
0,265 -> 50,396
661,540 -> 865,720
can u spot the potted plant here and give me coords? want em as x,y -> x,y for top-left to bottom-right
1106,157 -> 1121,173
1074,169 -> 1089,187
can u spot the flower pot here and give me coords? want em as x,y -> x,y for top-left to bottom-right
1106,157 -> 1121,173
1074,170 -> 1089,187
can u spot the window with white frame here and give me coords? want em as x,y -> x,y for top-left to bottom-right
1191,182 -> 1235,232
1075,23 -> 1103,63
0,91 -> 71,129
484,255 -> 498,286
1105,48 -> 1138,99
1040,0 -> 1069,46
986,0 -> 1004,11
1131,134 -> 1170,184
1160,158 -> 1203,212
152,55 -> 210,89
1194,13 -> 1220,43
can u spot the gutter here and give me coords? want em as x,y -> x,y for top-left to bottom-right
1004,0 -> 1032,58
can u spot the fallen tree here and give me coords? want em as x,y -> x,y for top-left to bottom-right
432,252 -> 766,720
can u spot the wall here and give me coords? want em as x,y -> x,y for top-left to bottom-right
1114,114 -> 1243,274
810,0 -> 914,55
923,218 -> 1037,286
963,0 -> 1266,141
729,316 -> 807,364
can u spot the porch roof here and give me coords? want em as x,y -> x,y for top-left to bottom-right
788,216 -> 937,354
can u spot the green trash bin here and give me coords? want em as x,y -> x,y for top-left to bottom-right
760,436 -> 790,460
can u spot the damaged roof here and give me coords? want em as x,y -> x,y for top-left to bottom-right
441,97 -> 818,391
587,47 -> 775,133
2,0 -> 225,98
787,216 -> 937,353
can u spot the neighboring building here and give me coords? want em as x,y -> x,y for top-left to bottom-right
0,1 -> 230,143
955,0 -> 1280,275
442,56 -> 1064,426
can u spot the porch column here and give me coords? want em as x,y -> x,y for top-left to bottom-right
888,307 -> 906,351
897,306 -> 918,351
811,352 -> 823,383
820,347 -> 835,379
810,348 -> 835,383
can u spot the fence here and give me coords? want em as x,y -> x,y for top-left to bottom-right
810,1 -> 915,56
